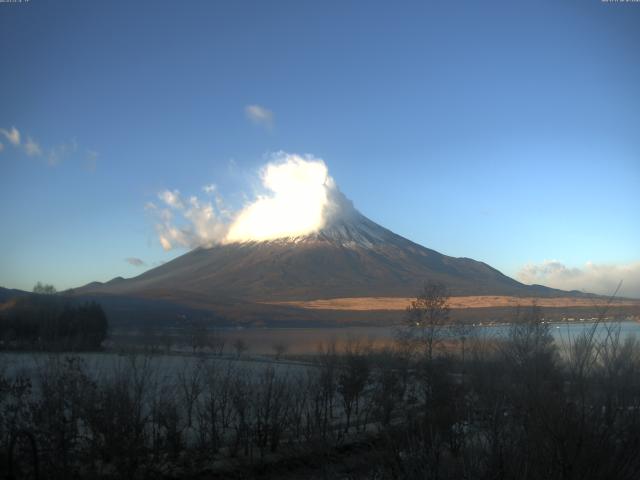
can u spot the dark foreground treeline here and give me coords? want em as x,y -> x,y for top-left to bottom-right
1,309 -> 640,479
0,295 -> 108,351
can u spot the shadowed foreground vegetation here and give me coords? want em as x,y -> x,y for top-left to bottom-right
1,302 -> 639,479
0,294 -> 108,351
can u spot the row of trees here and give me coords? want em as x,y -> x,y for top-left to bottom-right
0,350 -> 401,479
0,285 -> 108,350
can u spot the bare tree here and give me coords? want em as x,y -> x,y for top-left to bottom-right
177,358 -> 204,428
233,338 -> 248,358
501,303 -> 556,378
449,319 -> 474,375
371,350 -> 406,427
401,281 -> 451,362
196,361 -> 234,453
230,371 -> 251,457
312,341 -> 339,442
251,366 -> 290,457
207,329 -> 226,356
32,356 -> 92,478
272,342 -> 288,360
187,321 -> 208,354
159,331 -> 174,354
337,340 -> 370,432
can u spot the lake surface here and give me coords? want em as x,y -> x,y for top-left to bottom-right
189,320 -> 640,354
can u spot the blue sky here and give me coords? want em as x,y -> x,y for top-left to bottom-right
1,0 -> 639,296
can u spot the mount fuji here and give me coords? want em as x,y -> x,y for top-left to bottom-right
73,203 -> 574,326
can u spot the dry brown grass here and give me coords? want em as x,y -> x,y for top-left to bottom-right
266,296 -> 640,311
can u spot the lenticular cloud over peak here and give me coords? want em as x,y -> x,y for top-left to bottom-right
150,152 -> 355,250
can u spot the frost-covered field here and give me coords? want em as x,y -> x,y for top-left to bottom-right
0,351 -> 311,393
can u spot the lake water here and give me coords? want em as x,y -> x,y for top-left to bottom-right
184,320 -> 640,355
0,321 -> 638,392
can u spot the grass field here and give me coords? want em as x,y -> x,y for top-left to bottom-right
267,295 -> 640,311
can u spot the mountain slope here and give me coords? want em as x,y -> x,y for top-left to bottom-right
77,211 -> 568,303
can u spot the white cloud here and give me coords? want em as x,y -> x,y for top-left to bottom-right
159,189 -> 185,210
24,137 -> 42,157
518,260 -> 640,298
245,104 -> 274,129
159,236 -> 172,251
184,196 -> 228,245
159,224 -> 193,250
150,152 -> 355,250
0,126 -> 20,146
203,184 -> 216,194
226,154 -> 337,242
152,190 -> 228,250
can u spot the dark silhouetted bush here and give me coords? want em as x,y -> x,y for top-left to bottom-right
0,296 -> 108,350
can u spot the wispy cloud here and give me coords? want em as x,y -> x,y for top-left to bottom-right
24,137 -> 43,157
245,104 -> 274,129
0,126 -> 20,146
0,125 -> 95,169
203,184 -> 216,194
85,150 -> 98,171
159,190 -> 184,209
125,257 -> 146,267
518,260 -> 640,298
47,140 -> 78,166
151,189 -> 229,250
